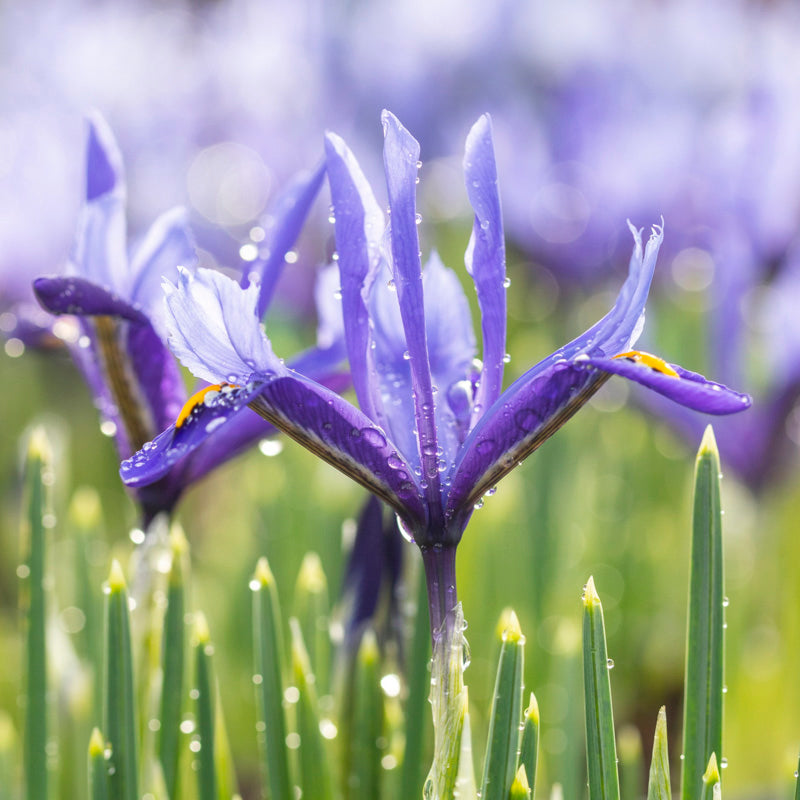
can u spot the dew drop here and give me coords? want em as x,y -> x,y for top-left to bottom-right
607,658 -> 615,669
503,277 -> 511,288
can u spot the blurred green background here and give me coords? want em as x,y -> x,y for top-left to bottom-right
1,230 -> 797,798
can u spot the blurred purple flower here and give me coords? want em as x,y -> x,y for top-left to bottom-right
34,114 -> 340,523
123,112 -> 749,632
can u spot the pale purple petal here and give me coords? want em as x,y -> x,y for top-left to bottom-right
85,111 -> 124,202
129,207 -> 197,324
382,110 -> 442,514
164,267 -> 285,386
325,131 -> 387,424
463,114 -> 507,423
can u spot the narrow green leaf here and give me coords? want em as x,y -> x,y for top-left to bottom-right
88,727 -> 109,800
398,560 -> 431,800
294,552 -> 331,696
159,526 -> 188,799
0,711 -> 19,800
509,765 -> 532,800
252,557 -> 292,800
646,707 -> 671,800
22,428 -> 50,800
618,725 -> 643,800
350,629 -> 383,798
794,750 -> 800,800
699,753 -> 720,800
213,691 -> 239,800
104,559 -> 139,800
291,618 -> 334,800
481,610 -> 525,800
681,426 -> 725,800
193,613 -> 218,800
582,576 -> 620,800
518,693 -> 539,800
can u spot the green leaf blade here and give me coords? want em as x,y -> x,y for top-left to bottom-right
681,426 -> 725,800
646,707 -> 671,800
582,577 -> 620,800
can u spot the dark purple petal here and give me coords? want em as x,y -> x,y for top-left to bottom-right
129,207 -> 197,322
246,161 -> 327,319
463,114 -> 507,423
34,276 -> 148,323
85,112 -> 124,202
446,360 -> 607,530
585,356 -> 752,414
324,132 -> 387,425
382,110 -> 442,517
121,382 -> 267,486
249,372 -> 427,530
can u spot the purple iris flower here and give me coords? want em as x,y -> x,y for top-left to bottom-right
34,113 -> 339,524
122,112 -> 750,633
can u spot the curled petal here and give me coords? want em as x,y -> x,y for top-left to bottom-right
85,111 -> 124,202
164,267 -> 285,386
585,356 -> 752,413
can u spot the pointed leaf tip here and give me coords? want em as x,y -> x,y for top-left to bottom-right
297,552 -> 326,594
27,426 -> 52,463
582,575 -> 601,608
68,487 -> 101,529
525,691 -> 539,724
699,425 -> 719,458
169,524 -> 188,558
193,611 -> 211,645
510,764 -> 531,798
503,609 -> 523,643
358,628 -> 380,666
253,556 -> 274,588
88,727 -> 105,758
108,559 -> 127,592
702,753 -> 720,785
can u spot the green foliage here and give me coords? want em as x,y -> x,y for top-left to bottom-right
646,708 -> 671,800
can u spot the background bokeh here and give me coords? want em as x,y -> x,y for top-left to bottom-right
3,0 -> 800,796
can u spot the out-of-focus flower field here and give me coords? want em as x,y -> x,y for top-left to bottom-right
2,0 -> 800,797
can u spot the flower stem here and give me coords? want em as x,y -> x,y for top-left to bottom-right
420,544 -> 459,646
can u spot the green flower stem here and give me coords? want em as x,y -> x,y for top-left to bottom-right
193,613 -> 218,800
22,428 -> 51,800
518,693 -> 539,800
681,426 -> 725,800
480,610 -> 524,800
88,728 -> 109,800
582,576 -> 620,800
104,560 -> 139,800
159,526 -> 188,800
646,707 -> 671,800
252,557 -> 291,800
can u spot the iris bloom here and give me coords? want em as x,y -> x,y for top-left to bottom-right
123,112 -> 750,631
35,113 -> 340,524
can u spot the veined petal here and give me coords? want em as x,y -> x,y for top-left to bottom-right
585,356 -> 752,413
34,276 -> 147,323
248,373 -> 427,529
164,267 -> 285,386
74,115 -> 129,292
446,360 -> 607,529
246,161 -> 327,319
382,110 -> 442,516
129,207 -> 197,326
463,114 -> 507,423
325,131 -> 387,424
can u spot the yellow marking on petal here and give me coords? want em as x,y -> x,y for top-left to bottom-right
613,350 -> 679,378
175,383 -> 237,428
